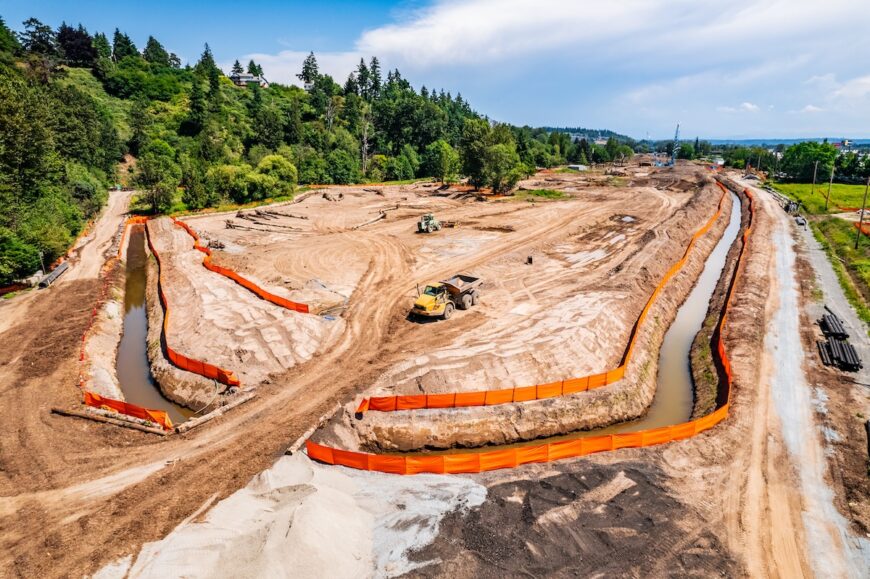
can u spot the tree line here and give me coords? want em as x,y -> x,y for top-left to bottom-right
0,14 -> 641,284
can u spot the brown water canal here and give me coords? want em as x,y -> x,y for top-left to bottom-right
419,191 -> 742,455
117,227 -> 193,425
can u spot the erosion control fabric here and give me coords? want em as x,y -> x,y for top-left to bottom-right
308,181 -> 754,473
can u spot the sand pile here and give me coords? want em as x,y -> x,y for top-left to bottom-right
106,453 -> 485,578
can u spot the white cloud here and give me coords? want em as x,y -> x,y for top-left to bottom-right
240,0 -> 870,136
832,75 -> 870,101
801,104 -> 824,113
715,102 -> 761,114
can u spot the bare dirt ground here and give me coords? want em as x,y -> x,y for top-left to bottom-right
2,165 -> 866,578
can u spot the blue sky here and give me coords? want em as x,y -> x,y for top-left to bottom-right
4,0 -> 870,139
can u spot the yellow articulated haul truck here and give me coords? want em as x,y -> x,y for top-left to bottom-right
412,274 -> 481,320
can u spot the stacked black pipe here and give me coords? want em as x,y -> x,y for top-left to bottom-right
817,307 -> 862,371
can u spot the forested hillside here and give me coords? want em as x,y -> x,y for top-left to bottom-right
0,15 -> 611,284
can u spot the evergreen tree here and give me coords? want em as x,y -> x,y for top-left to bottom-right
181,78 -> 207,135
231,59 -> 243,75
111,28 -> 137,61
246,59 -> 259,75
195,43 -> 218,76
0,17 -> 20,54
356,58 -> 370,99
112,28 -> 139,62
343,72 -> 358,95
92,32 -> 111,60
18,18 -> 59,55
297,52 -> 318,84
142,36 -> 170,67
193,44 -> 222,105
369,56 -> 382,98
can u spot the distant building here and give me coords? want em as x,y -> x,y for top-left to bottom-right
229,72 -> 269,88
712,156 -> 725,166
593,138 -> 608,146
566,164 -> 588,172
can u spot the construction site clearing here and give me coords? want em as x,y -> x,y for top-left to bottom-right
0,161 -> 868,577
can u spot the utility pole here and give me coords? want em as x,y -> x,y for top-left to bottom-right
855,175 -> 870,250
824,165 -> 835,211
811,160 -> 819,197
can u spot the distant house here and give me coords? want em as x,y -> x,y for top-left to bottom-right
566,164 -> 588,172
229,72 -> 269,88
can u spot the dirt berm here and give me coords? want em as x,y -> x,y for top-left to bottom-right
145,254 -> 225,411
341,181 -> 732,451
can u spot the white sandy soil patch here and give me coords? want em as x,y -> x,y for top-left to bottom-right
147,218 -> 343,386
110,453 -> 485,579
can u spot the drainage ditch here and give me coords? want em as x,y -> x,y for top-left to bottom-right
117,226 -> 193,425
420,191 -> 742,455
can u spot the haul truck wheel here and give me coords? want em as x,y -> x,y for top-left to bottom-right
443,302 -> 454,319
461,294 -> 472,310
471,290 -> 480,306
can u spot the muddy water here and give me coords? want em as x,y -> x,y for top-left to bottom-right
117,227 -> 193,424
422,192 -> 742,454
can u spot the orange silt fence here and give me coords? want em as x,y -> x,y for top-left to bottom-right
308,180 -> 754,474
172,218 -> 310,314
84,390 -> 173,430
356,187 -> 728,416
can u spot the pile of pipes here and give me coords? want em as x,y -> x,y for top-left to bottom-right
817,307 -> 862,371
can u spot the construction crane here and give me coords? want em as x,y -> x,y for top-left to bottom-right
669,123 -> 680,167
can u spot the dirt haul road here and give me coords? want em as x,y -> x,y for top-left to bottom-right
1,166 -> 863,577
0,189 -> 132,336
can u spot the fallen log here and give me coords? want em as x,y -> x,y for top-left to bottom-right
51,407 -> 169,436
286,403 -> 341,455
264,210 -> 308,220
174,391 -> 257,434
352,211 -> 386,230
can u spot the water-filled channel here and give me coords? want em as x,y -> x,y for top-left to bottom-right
422,191 -> 742,454
116,226 -> 193,425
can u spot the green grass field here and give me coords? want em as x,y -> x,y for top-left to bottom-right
513,189 -> 566,201
773,182 -> 870,215
811,217 -> 870,329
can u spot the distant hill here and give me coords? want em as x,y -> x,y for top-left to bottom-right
708,138 -> 870,146
541,126 -> 633,142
